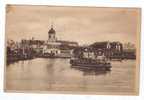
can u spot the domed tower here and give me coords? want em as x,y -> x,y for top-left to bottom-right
48,25 -> 56,42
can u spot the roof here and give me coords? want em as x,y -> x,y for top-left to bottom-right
48,28 -> 56,34
56,40 -> 78,45
90,41 -> 122,49
21,40 -> 45,45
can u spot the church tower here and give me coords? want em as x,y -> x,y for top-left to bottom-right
48,25 -> 56,42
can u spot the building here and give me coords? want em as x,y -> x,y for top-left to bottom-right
20,38 -> 45,55
43,25 -> 78,58
90,41 -> 123,59
122,42 -> 136,59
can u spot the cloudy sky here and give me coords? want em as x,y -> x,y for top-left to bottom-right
6,5 -> 140,45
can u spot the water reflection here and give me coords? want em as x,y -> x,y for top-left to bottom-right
6,58 -> 136,93
7,61 -> 16,66
46,59 -> 56,89
71,66 -> 111,76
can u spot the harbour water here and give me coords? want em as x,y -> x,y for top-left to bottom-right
5,58 -> 136,94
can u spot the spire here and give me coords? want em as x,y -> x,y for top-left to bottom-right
48,21 -> 56,34
51,20 -> 54,29
48,21 -> 56,42
51,24 -> 53,29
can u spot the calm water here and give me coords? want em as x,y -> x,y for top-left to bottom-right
6,58 -> 136,94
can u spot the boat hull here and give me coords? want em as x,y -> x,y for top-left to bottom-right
70,59 -> 111,70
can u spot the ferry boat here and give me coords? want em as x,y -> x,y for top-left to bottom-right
70,47 -> 112,70
70,58 -> 111,70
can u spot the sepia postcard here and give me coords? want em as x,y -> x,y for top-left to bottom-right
4,5 -> 141,95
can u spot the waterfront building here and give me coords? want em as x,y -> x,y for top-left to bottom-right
20,39 -> 45,56
123,42 -> 136,52
43,25 -> 78,57
90,41 -> 123,59
122,42 -> 136,59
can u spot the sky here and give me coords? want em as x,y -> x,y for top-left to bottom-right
6,5 -> 141,45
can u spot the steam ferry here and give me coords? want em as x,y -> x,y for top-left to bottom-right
70,47 -> 111,70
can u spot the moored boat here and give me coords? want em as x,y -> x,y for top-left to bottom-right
70,58 -> 111,70
70,47 -> 112,70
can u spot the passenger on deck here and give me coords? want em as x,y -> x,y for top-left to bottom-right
96,53 -> 106,62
